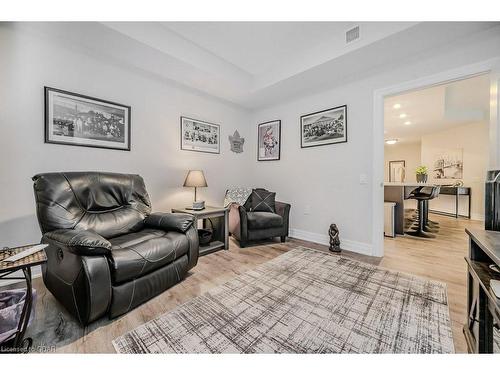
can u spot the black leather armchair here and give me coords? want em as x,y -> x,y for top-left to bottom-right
32,172 -> 199,325
229,190 -> 291,248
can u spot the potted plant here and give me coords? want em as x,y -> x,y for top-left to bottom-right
416,166 -> 428,183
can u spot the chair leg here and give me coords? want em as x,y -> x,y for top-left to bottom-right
239,240 -> 246,248
424,200 -> 440,227
406,200 -> 435,238
423,200 -> 439,232
423,200 -> 429,227
280,236 -> 286,243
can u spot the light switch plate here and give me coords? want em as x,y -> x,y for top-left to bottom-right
359,174 -> 368,185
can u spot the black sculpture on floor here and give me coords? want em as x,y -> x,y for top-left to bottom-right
329,224 -> 341,252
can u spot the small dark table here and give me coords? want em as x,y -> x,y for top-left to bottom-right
0,244 -> 47,352
172,206 -> 229,256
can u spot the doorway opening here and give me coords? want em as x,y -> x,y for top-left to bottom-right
379,73 -> 491,352
383,73 -> 490,236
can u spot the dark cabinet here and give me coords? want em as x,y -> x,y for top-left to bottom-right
464,229 -> 500,353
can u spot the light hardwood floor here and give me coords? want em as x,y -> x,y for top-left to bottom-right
381,213 -> 483,353
11,213 -> 480,353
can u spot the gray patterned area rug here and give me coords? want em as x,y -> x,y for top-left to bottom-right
113,247 -> 454,354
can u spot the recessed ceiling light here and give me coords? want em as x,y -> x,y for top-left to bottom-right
399,113 -> 407,119
385,139 -> 398,145
393,103 -> 401,109
404,121 -> 411,125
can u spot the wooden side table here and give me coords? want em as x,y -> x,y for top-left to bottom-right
172,206 -> 229,256
0,244 -> 47,352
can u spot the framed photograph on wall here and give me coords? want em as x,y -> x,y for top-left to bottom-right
45,87 -> 131,151
389,160 -> 406,182
180,116 -> 220,154
432,148 -> 463,179
300,105 -> 347,148
257,120 -> 281,161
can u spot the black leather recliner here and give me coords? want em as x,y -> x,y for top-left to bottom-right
32,172 -> 199,325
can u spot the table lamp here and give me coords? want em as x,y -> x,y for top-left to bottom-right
183,170 -> 207,210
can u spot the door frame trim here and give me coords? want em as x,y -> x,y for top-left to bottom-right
371,57 -> 500,257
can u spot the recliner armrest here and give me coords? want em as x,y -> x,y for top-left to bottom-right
144,212 -> 194,233
43,229 -> 112,256
275,201 -> 291,218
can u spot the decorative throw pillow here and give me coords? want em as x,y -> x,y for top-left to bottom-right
250,189 -> 276,213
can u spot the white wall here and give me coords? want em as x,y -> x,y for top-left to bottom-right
384,142 -> 421,183
249,86 -> 374,252
0,24 -> 252,247
251,26 -> 500,255
421,122 -> 489,220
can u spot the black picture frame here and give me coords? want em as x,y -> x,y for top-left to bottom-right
300,105 -> 347,148
44,86 -> 131,151
389,160 -> 406,182
257,120 -> 281,161
180,116 -> 220,154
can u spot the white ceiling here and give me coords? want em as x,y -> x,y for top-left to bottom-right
166,22 -> 344,76
15,22 -> 500,109
163,22 -> 411,77
384,74 -> 490,144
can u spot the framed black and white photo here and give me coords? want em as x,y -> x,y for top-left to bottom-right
180,116 -> 220,154
432,148 -> 463,179
300,105 -> 347,148
258,120 -> 281,161
45,87 -> 131,151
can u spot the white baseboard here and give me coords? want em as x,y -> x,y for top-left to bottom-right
0,265 -> 42,288
289,228 -> 373,256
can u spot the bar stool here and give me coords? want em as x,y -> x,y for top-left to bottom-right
424,200 -> 440,228
406,186 -> 441,238
411,198 -> 439,233
422,198 -> 440,231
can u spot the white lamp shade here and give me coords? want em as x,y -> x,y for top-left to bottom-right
183,170 -> 207,187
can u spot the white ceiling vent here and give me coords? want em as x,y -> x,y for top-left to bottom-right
346,26 -> 360,43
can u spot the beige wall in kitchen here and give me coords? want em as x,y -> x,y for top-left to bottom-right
421,121 -> 489,220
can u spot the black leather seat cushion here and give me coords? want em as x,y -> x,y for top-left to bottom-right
32,172 -> 151,238
247,212 -> 283,230
109,229 -> 189,284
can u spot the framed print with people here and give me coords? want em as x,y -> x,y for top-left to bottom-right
45,87 -> 131,151
258,120 -> 281,161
